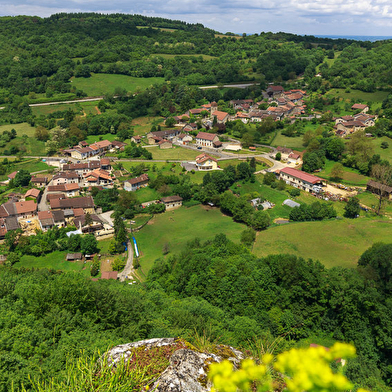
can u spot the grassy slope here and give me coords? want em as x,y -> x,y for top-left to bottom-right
32,101 -> 100,117
131,116 -> 165,136
134,204 -> 246,277
371,136 -> 392,164
71,74 -> 164,96
253,217 -> 392,269
317,159 -> 369,186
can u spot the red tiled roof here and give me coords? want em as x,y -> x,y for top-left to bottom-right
196,153 -> 217,164
8,171 -> 18,179
213,110 -> 229,122
25,188 -> 41,198
280,167 -> 323,185
14,200 -> 37,214
196,132 -> 218,141
127,174 -> 149,185
351,104 -> 368,110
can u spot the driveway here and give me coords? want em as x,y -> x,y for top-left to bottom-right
99,210 -> 115,227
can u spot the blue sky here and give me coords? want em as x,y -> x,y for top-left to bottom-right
1,0 -> 392,36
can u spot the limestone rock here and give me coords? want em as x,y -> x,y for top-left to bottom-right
105,338 -> 244,392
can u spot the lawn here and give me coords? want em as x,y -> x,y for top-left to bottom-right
317,159 -> 369,186
16,251 -> 92,276
85,133 -> 118,144
71,73 -> 164,97
252,217 -> 392,269
326,88 -> 389,104
0,158 -> 52,181
133,204 -> 246,278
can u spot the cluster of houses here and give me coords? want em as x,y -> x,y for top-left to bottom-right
0,158 -> 117,240
334,105 -> 376,137
63,139 -> 126,160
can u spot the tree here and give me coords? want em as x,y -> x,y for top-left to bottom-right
344,197 -> 360,218
34,126 -> 50,142
13,169 -> 31,187
381,141 -> 389,149
80,234 -> 98,255
112,257 -> 126,272
275,152 -> 281,161
371,164 -> 392,215
326,138 -> 345,161
90,255 -> 100,276
302,152 -> 324,173
165,117 -> 176,127
240,228 -> 256,247
5,252 -> 20,266
330,163 -> 344,180
250,210 -> 270,231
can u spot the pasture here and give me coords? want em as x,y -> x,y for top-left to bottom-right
134,204 -> 246,277
70,73 -> 164,97
252,217 -> 392,269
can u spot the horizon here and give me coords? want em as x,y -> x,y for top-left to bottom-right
1,0 -> 392,37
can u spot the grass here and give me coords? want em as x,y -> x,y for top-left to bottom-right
325,88 -> 389,103
150,146 -> 218,161
31,101 -> 100,117
252,217 -> 392,269
0,123 -> 36,137
134,204 -> 246,277
70,73 -> 164,97
150,53 -> 217,61
0,158 -> 52,181
131,116 -> 164,136
16,251 -> 92,276
371,136 -> 392,164
317,159 -> 369,186
133,186 -> 161,203
271,131 -> 305,150
85,133 -> 118,144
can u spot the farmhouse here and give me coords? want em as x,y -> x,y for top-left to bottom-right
212,110 -> 230,124
71,147 -> 95,160
124,174 -> 149,192
267,85 -> 284,97
52,172 -> 80,185
50,196 -> 95,213
25,188 -> 41,201
161,195 -> 183,210
38,211 -> 55,231
159,140 -> 173,149
131,135 -> 142,143
195,153 -> 218,170
83,169 -> 114,187
351,103 -> 369,113
279,167 -> 325,192
176,133 -> 193,145
367,180 -> 392,200
31,176 -> 48,187
47,183 -> 80,197
0,200 -> 37,219
196,132 -> 220,148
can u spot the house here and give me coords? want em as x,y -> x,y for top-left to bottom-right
31,176 -> 48,187
212,110 -> 230,124
111,140 -> 127,150
210,101 -> 218,113
148,129 -> 180,141
351,103 -> 369,113
287,152 -> 301,165
196,132 -> 220,148
367,180 -> 392,200
89,140 -> 113,154
101,271 -> 118,280
276,146 -> 294,160
25,188 -> 41,201
38,211 -> 55,231
159,140 -> 172,149
267,85 -> 284,98
47,193 -> 67,202
147,135 -> 163,145
83,169 -> 114,187
7,171 -> 18,181
177,133 -> 193,145
52,172 -> 80,185
195,153 -> 218,170
124,174 -> 149,192
73,214 -> 104,233
131,135 -> 142,143
62,160 -> 103,175
52,210 -> 66,227
100,158 -> 111,171
336,121 -> 366,134
66,252 -> 83,261
279,167 -> 325,193
47,183 -> 80,197
71,147 -> 95,160
0,200 -> 37,219
50,196 -> 95,213
161,195 -> 183,210
235,112 -> 250,123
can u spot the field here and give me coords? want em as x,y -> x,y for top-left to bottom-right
16,251 -> 93,276
0,158 -> 52,181
325,88 -> 389,103
0,123 -> 36,137
133,204 -> 246,277
132,116 -> 164,136
150,54 -> 217,61
371,136 -> 392,164
150,146 -> 218,161
271,131 -> 305,150
317,159 -> 369,186
70,74 -> 164,97
31,101 -> 100,117
252,218 -> 392,269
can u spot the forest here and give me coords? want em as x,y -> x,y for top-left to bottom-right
1,238 -> 392,391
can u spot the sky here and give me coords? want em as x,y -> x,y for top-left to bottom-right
1,0 -> 392,37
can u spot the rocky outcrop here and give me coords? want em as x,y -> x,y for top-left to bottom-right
105,338 -> 244,392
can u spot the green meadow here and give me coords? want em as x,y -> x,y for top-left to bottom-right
133,204 -> 246,277
71,73 -> 165,97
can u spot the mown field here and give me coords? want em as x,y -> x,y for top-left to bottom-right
150,145 -> 219,161
134,204 -> 246,277
31,101 -> 100,117
150,54 -> 217,61
326,88 -> 389,104
317,159 -> 369,186
271,131 -> 305,150
252,217 -> 392,269
0,158 -> 51,181
0,122 -> 36,137
70,73 -> 165,97
131,116 -> 164,136
371,136 -> 392,164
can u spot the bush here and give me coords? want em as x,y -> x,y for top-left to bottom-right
289,188 -> 300,197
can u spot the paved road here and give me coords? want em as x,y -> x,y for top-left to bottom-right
38,178 -> 52,212
118,240 -> 135,282
199,83 -> 260,89
98,210 -> 115,227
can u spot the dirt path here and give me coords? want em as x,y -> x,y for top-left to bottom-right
118,240 -> 135,282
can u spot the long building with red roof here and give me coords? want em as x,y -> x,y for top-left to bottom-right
278,167 -> 325,192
